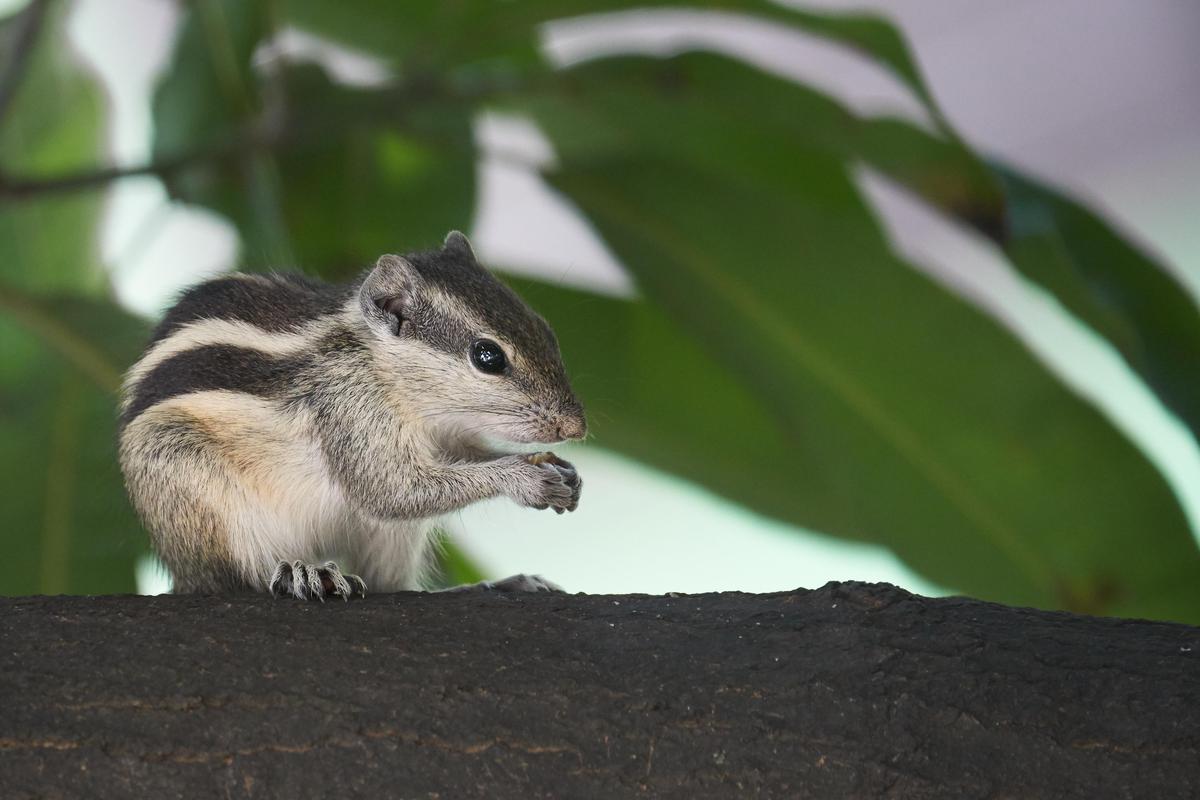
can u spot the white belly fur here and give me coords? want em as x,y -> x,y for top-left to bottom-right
153,390 -> 433,590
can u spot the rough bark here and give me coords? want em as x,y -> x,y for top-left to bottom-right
1,582 -> 1197,799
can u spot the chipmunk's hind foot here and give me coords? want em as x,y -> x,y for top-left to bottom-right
269,560 -> 366,601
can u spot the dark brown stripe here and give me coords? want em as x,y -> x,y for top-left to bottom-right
149,274 -> 351,347
121,345 -> 306,428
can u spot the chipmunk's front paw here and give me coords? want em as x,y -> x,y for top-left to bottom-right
269,560 -> 366,601
510,452 -> 582,513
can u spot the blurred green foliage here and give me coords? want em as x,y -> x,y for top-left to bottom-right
1,0 -> 1199,620
0,2 -> 148,594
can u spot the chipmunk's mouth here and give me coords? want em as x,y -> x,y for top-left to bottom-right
498,429 -> 567,446
460,407 -> 585,446
485,425 -> 577,447
554,415 -> 587,441
484,411 -> 586,445
522,418 -> 587,445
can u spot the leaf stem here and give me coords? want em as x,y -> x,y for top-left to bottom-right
0,285 -> 123,393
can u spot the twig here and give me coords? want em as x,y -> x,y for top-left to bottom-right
0,131 -> 273,202
0,158 -> 190,200
0,68 -> 495,203
0,0 -> 49,128
0,283 -> 124,393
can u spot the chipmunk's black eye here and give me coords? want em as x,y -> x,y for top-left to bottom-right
470,339 -> 507,375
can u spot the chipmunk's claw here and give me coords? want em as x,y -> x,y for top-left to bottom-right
269,560 -> 366,600
524,452 -> 582,513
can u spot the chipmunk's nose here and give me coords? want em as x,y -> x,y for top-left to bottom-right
556,412 -> 587,441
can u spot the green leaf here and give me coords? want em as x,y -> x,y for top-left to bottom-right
280,1 -> 502,67
427,534 -> 486,590
514,45 -> 1200,511
0,289 -> 151,595
151,0 -> 269,161
0,5 -> 148,595
828,111 -> 1200,447
506,52 -> 994,223
507,277 -> 808,532
153,3 -> 475,274
734,3 -> 1200,448
280,0 -> 943,115
505,0 -> 1200,449
150,0 -> 293,266
247,64 -> 475,275
828,96 -> 1200,451
517,83 -> 1200,623
753,4 -> 948,129
994,166 -> 1200,444
0,2 -> 105,294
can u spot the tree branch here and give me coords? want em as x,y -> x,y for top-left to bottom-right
2,582 -> 1198,797
0,115 -> 291,203
0,65 -> 511,204
0,144 -> 241,202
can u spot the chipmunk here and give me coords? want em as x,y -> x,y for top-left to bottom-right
118,232 -> 585,599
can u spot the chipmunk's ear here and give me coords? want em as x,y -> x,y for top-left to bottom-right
442,230 -> 476,261
360,254 -> 421,336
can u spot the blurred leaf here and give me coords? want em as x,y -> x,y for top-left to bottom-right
506,54 -> 985,217
0,287 -> 138,392
238,64 -> 475,276
514,75 -> 1200,622
832,95 -> 1200,451
280,0 -> 529,68
0,289 -> 151,595
0,4 -> 148,595
508,278 -> 806,531
835,113 -> 1200,446
151,0 -> 291,265
153,2 -> 475,274
151,0 -> 269,160
157,0 -> 944,274
505,53 -> 1200,619
0,2 -> 105,294
995,166 -> 1200,444
766,5 -> 944,125
848,117 -> 1006,239
427,535 -> 487,590
740,4 -> 1200,441
280,0 -> 941,116
508,0 -> 1200,447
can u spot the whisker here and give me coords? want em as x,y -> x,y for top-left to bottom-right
413,406 -> 530,421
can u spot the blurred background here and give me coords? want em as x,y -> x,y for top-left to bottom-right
2,0 -> 1200,622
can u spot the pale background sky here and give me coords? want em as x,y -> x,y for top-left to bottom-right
18,0 -> 1197,594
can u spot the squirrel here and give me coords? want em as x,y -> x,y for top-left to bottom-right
117,231 -> 585,599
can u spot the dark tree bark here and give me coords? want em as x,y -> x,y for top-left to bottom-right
1,582 -> 1197,799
